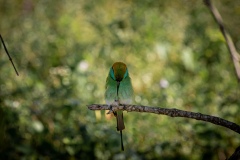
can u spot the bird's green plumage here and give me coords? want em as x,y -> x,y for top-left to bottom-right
105,62 -> 134,151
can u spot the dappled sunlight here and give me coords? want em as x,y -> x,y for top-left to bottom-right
0,0 -> 240,159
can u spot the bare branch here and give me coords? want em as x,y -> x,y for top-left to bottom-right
228,146 -> 240,160
0,34 -> 19,76
88,104 -> 240,134
204,0 -> 240,82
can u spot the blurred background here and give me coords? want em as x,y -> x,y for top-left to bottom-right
0,0 -> 240,159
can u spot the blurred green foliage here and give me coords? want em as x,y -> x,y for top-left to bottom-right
0,0 -> 240,159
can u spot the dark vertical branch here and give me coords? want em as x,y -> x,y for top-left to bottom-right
204,0 -> 240,82
203,1 -> 240,158
0,34 -> 19,76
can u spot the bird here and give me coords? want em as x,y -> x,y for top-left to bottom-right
105,62 -> 134,151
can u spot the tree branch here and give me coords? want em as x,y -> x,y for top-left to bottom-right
204,0 -> 240,82
0,34 -> 19,76
88,104 -> 240,134
228,146 -> 240,160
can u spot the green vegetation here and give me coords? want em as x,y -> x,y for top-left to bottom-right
0,0 -> 239,159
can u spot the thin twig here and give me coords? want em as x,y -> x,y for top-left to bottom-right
204,0 -> 240,82
88,104 -> 240,134
0,34 -> 19,76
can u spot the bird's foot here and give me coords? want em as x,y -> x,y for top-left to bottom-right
106,105 -> 117,117
106,105 -> 114,114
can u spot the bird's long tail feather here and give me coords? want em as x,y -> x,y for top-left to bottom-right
116,112 -> 125,151
120,130 -> 124,151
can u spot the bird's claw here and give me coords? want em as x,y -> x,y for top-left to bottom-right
106,105 -> 117,117
106,110 -> 113,114
107,105 -> 114,114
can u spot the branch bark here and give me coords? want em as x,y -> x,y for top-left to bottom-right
88,104 -> 240,134
204,0 -> 240,82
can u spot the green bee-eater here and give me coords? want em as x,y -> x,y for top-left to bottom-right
105,62 -> 134,151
